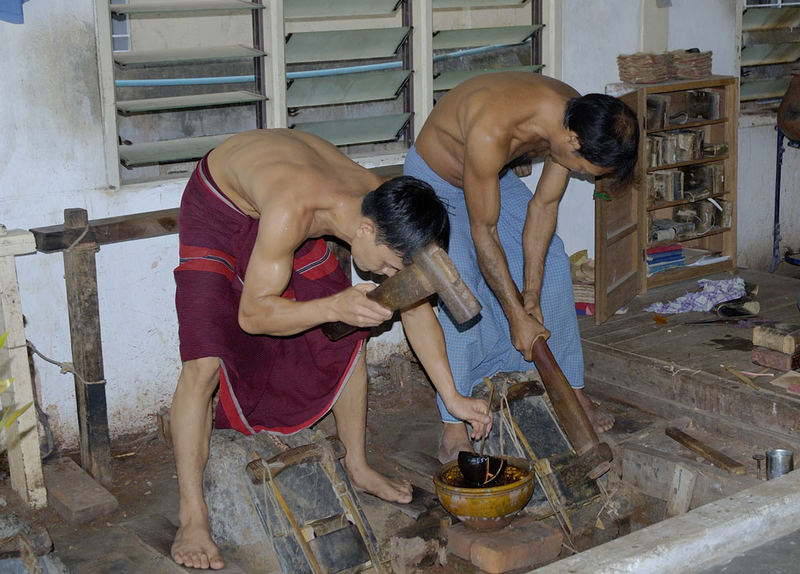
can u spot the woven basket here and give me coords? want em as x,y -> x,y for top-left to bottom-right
668,49 -> 713,80
617,52 -> 671,84
618,50 -> 713,84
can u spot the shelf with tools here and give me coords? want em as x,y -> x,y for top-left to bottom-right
594,76 -> 738,322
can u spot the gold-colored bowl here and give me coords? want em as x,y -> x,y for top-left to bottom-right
433,458 -> 534,531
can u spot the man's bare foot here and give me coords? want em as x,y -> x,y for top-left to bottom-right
171,521 -> 225,570
573,388 -> 614,434
438,422 -> 473,463
346,463 -> 412,503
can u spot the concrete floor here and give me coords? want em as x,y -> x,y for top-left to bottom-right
700,527 -> 800,574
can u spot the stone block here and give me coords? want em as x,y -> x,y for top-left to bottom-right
204,428 -> 381,573
469,515 -> 562,574
43,457 -> 117,524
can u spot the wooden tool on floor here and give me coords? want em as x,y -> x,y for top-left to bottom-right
530,338 -> 612,480
323,242 -> 481,340
246,438 -> 388,574
665,426 -> 746,475
720,364 -> 760,392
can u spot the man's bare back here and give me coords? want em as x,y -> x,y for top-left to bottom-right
415,73 -> 580,187
207,129 -> 382,223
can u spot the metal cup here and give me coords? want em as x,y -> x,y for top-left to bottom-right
766,449 -> 794,480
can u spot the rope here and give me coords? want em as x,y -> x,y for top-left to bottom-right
497,393 -> 526,458
26,340 -> 106,385
64,226 -> 93,253
260,458 -> 280,542
486,377 -> 575,547
257,434 -> 291,540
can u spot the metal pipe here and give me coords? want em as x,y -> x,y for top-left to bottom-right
115,75 -> 255,87
287,60 -> 403,78
433,41 -> 525,62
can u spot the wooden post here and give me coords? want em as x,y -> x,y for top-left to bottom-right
62,209 -> 112,486
665,463 -> 696,518
0,226 -> 47,508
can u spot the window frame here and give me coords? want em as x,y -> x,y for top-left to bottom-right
93,0 -> 555,189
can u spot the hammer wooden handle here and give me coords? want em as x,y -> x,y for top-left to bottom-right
321,244 -> 481,342
531,338 -> 603,458
321,263 -> 434,341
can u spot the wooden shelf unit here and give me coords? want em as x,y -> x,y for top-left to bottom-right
594,76 -> 739,323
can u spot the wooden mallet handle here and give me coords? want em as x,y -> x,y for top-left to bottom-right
530,337 -> 600,457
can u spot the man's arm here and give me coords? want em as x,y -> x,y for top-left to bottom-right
521,157 -> 570,323
400,302 -> 492,437
462,132 -> 544,361
238,204 -> 392,336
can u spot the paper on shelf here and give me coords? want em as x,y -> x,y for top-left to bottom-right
688,254 -> 730,267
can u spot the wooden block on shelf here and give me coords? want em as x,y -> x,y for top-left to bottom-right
751,346 -> 800,372
752,323 -> 800,355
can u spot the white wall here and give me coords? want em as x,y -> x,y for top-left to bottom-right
535,0 -> 641,258
1,0 -> 796,447
669,0 -> 800,267
737,116 -> 800,269
1,1 -> 186,447
669,0 -> 739,77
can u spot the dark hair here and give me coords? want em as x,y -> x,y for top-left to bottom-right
361,175 -> 450,263
564,94 -> 639,183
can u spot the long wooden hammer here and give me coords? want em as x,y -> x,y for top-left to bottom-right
323,242 -> 481,341
531,337 -> 613,482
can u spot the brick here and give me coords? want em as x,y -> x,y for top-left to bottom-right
43,457 -> 118,524
446,522 -> 485,560
751,346 -> 800,371
469,515 -> 562,574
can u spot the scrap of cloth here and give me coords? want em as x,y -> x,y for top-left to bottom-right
644,277 -> 746,314
174,153 -> 368,435
0,0 -> 27,23
404,146 -> 584,423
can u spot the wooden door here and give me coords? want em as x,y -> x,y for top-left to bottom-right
593,90 -> 643,324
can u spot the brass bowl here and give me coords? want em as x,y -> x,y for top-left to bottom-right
433,458 -> 534,531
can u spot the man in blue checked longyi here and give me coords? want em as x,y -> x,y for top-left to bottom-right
404,72 -> 639,462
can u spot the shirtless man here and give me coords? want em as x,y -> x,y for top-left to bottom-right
404,72 -> 638,462
170,129 -> 492,569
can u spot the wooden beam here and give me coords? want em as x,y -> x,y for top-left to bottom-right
30,208 -> 179,254
665,426 -> 746,475
62,209 -> 112,486
665,464 -> 696,518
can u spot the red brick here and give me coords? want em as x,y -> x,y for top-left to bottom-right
446,522 -> 485,560
752,346 -> 800,371
469,515 -> 562,574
